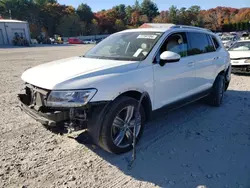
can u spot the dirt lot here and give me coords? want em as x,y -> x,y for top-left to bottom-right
0,45 -> 250,188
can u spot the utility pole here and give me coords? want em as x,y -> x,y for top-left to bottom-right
9,10 -> 12,19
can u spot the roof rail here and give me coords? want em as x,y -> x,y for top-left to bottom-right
171,25 -> 212,32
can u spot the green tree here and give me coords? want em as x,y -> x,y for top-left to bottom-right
232,23 -> 237,31
56,14 -> 81,36
178,7 -> 188,24
188,5 -> 201,25
168,5 -> 179,24
89,18 -> 101,35
0,0 -> 40,23
40,3 -> 75,36
34,0 -> 57,6
0,0 -> 6,13
113,4 -> 126,20
243,21 -> 248,30
77,3 -> 93,24
188,5 -> 201,15
133,0 -> 140,11
125,5 -> 133,25
228,23 -> 233,31
196,12 -> 205,27
141,0 -> 159,21
114,19 -> 126,31
236,22 -> 240,31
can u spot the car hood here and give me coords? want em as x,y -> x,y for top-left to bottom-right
229,51 -> 250,59
21,56 -> 139,90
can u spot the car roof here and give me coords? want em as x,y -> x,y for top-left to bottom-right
119,23 -> 212,34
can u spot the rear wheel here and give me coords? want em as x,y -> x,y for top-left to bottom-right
207,75 -> 225,107
99,96 -> 145,154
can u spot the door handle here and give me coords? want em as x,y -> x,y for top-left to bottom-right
214,57 -> 219,60
187,62 -> 194,67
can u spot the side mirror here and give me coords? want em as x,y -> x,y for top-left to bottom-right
159,51 -> 181,66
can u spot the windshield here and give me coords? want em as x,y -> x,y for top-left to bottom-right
221,36 -> 235,41
229,42 -> 250,51
84,32 -> 163,61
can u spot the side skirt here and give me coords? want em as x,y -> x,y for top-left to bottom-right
152,88 -> 212,116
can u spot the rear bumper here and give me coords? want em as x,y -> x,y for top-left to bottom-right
18,94 -> 69,126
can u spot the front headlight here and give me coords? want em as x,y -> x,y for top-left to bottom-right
46,89 -> 97,107
245,59 -> 250,63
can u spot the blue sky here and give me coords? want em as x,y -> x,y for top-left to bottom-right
58,0 -> 250,11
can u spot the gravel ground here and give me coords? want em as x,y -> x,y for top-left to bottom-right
0,45 -> 250,188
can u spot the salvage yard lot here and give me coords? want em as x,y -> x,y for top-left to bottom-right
0,45 -> 250,188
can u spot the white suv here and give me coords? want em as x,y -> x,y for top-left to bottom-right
18,25 -> 231,154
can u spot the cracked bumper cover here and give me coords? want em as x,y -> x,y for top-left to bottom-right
18,93 -> 110,128
18,94 -> 70,126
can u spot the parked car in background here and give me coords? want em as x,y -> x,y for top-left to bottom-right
241,32 -> 249,40
68,38 -> 84,44
216,32 -> 223,37
83,39 -> 97,44
230,32 -> 237,36
18,25 -> 231,154
228,40 -> 250,73
221,35 -> 239,49
95,38 -> 104,44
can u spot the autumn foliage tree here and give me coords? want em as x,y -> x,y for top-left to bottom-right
0,0 -> 249,37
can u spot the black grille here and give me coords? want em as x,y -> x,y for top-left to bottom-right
25,84 -> 50,107
231,57 -> 250,60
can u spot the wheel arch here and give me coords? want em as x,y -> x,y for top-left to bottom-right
87,90 -> 152,146
218,70 -> 226,76
115,90 -> 152,122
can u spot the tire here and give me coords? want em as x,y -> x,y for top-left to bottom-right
225,80 -> 230,91
207,75 -> 225,107
99,96 -> 145,154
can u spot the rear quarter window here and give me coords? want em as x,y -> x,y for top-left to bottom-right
211,36 -> 220,50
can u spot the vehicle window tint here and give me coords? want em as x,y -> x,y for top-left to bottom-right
206,35 -> 216,52
159,32 -> 188,58
187,32 -> 214,55
212,36 -> 220,50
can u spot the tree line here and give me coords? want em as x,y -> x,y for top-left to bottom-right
0,0 -> 250,38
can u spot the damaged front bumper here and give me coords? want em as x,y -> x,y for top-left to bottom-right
18,93 -> 70,127
17,85 -> 110,133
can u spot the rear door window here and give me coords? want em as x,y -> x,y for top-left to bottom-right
187,32 -> 215,55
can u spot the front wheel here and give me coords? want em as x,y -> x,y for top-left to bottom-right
98,96 -> 145,154
225,80 -> 230,91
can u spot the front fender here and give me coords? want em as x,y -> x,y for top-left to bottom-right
90,65 -> 154,106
